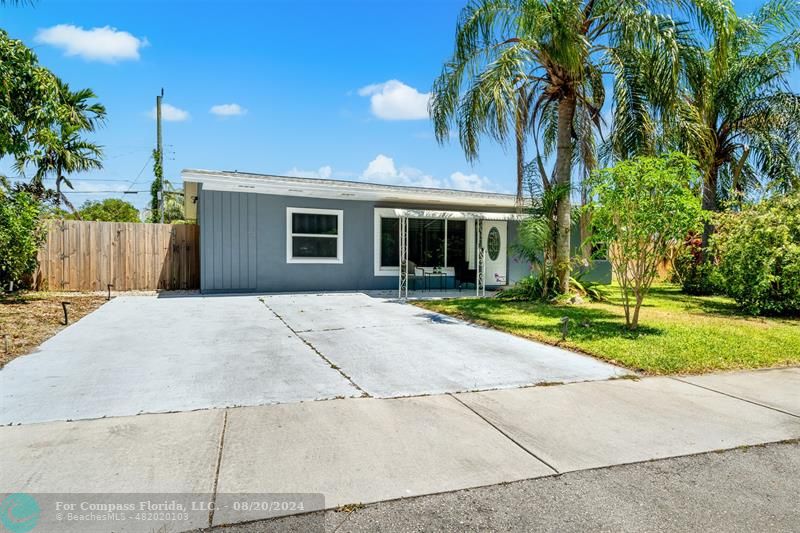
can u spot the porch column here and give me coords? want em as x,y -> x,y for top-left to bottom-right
476,219 -> 485,297
398,216 -> 409,300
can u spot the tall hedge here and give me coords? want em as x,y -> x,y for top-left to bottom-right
0,188 -> 46,290
714,194 -> 800,316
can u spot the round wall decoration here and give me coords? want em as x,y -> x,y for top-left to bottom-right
487,227 -> 501,260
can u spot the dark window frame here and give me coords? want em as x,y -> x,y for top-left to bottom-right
377,215 -> 466,269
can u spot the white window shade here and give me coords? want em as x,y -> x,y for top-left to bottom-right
466,220 -> 475,269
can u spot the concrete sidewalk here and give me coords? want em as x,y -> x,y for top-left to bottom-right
2,368 -> 798,532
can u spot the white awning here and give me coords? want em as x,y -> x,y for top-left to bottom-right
391,208 -> 526,221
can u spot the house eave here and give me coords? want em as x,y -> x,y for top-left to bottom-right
182,168 -> 518,208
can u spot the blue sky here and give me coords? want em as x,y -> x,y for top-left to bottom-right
2,0 -> 796,209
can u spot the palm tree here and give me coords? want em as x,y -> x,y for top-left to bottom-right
510,168 -> 570,299
16,82 -> 106,214
162,180 -> 186,223
430,0 -> 688,293
58,81 -> 106,132
23,125 -> 104,214
671,0 -> 800,247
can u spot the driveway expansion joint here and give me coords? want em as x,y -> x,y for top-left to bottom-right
259,298 -> 370,398
670,377 -> 800,419
448,393 -> 560,475
208,409 -> 229,528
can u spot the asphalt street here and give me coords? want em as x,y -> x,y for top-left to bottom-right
205,440 -> 800,533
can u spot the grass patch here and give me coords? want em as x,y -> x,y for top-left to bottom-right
414,284 -> 800,375
0,291 -> 107,367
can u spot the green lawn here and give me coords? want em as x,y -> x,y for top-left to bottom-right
414,285 -> 800,375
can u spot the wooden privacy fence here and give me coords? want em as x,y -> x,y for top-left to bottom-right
36,220 -> 200,291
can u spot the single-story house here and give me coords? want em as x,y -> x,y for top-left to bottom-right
182,169 -> 610,295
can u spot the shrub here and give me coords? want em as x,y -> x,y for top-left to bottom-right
714,194 -> 800,316
0,187 -> 46,290
570,270 -> 608,302
672,233 -> 719,295
497,273 -> 558,301
498,270 -> 607,302
75,198 -> 140,222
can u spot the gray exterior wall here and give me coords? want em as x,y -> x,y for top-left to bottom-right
198,187 -> 526,293
506,220 -> 532,284
197,187 -> 611,293
505,219 -> 613,285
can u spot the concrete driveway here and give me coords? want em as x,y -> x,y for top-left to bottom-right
264,293 -> 627,396
0,293 -> 626,424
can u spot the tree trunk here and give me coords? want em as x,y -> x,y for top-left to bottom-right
731,148 -> 750,210
630,291 -> 644,330
554,94 -> 576,293
701,164 -> 718,258
55,166 -> 63,211
515,86 -> 528,208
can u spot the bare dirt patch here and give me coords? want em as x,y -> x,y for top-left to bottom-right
0,292 -> 107,367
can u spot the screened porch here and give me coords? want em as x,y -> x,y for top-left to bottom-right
374,208 -> 525,299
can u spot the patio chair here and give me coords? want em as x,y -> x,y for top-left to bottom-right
407,260 -> 425,291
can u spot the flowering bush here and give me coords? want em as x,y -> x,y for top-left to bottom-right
713,194 -> 800,316
672,232 -> 719,295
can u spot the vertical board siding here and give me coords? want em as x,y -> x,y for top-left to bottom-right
196,189 -> 530,293
35,220 -> 199,291
213,192 -> 223,290
247,193 -> 256,289
197,189 -> 257,292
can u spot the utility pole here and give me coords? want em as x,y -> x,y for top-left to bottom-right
156,89 -> 164,223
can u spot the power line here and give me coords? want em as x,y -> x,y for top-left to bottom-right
65,190 -> 148,194
103,148 -> 151,160
126,153 -> 154,193
43,177 -> 135,182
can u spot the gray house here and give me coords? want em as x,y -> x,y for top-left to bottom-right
182,169 -> 608,295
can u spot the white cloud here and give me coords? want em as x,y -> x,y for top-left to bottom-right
362,154 -> 400,181
149,103 -> 189,122
361,154 -> 442,187
210,103 -> 247,117
35,24 -> 147,63
357,80 -> 430,120
448,171 -> 495,192
287,165 -> 333,180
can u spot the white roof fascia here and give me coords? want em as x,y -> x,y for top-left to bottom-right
182,169 -> 518,208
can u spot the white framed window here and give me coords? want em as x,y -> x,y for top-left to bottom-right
286,207 -> 343,264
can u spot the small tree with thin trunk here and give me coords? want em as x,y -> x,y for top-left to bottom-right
587,153 -> 703,330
